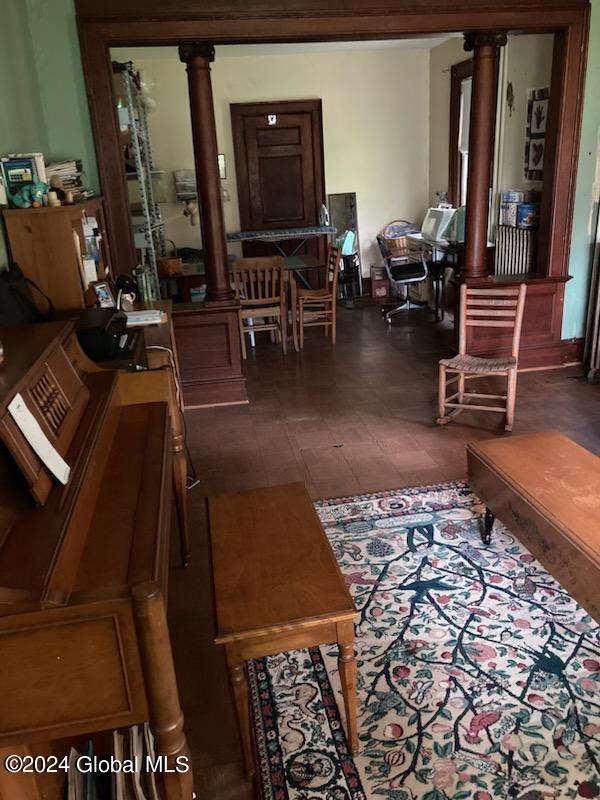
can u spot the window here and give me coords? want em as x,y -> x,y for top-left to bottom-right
448,59 -> 473,208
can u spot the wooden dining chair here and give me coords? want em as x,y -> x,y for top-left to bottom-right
231,256 -> 287,359
437,282 -> 527,431
296,244 -> 342,348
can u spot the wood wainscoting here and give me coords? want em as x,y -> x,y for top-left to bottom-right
463,275 -> 583,368
171,304 -> 248,408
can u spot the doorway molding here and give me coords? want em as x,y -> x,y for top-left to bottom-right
76,1 -> 589,279
76,0 -> 589,367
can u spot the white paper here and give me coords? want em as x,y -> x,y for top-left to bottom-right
82,215 -> 98,237
82,258 -> 98,286
8,393 -> 71,484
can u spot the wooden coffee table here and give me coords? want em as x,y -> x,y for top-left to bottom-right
208,482 -> 359,778
467,431 -> 600,623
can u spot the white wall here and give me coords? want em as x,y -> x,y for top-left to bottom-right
496,34 -> 553,194
129,46 -> 431,274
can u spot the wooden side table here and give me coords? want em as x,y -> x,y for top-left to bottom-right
208,482 -> 359,778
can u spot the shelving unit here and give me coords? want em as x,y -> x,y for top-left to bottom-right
114,60 -> 163,300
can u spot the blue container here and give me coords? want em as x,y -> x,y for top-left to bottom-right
517,203 -> 540,229
501,190 -> 524,203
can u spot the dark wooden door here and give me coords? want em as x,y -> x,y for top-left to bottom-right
231,99 -> 326,268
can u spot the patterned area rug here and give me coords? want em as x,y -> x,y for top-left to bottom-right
248,482 -> 600,800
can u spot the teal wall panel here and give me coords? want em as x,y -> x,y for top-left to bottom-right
562,0 -> 600,340
0,0 -> 98,270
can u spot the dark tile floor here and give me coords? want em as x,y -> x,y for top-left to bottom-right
167,305 -> 600,799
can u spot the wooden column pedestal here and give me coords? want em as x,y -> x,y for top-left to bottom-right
176,44 -> 245,406
171,304 -> 248,409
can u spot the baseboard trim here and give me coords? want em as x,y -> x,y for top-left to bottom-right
517,337 -> 585,369
181,377 -> 248,409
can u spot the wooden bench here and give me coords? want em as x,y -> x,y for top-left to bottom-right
208,482 -> 359,778
467,431 -> 600,623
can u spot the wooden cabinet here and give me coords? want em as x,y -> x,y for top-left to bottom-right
2,198 -> 112,311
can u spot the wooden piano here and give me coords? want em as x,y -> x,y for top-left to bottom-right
0,321 -> 193,800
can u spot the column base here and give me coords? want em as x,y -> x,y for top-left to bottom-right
172,303 -> 248,409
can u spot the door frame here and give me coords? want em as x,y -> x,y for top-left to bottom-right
230,99 -> 326,237
448,58 -> 473,209
75,0 -> 590,290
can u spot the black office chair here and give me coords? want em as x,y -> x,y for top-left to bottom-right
376,231 -> 428,324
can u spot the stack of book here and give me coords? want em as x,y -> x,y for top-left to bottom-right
46,160 -> 94,201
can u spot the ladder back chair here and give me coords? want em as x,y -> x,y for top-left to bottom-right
231,256 -> 287,359
437,283 -> 527,431
296,244 -> 342,348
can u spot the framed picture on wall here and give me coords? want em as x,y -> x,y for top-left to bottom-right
524,87 -> 549,182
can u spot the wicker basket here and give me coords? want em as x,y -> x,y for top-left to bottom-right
380,219 -> 419,258
157,239 -> 183,277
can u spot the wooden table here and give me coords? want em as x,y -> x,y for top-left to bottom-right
208,482 -> 359,777
467,431 -> 600,622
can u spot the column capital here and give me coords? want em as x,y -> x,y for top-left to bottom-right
464,31 -> 508,52
178,43 -> 215,64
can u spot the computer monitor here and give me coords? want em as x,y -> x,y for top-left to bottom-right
421,207 -> 456,241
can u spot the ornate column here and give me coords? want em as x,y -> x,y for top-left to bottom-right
462,32 -> 507,279
179,44 -> 234,303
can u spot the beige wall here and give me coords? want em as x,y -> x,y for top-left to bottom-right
130,46 -> 431,274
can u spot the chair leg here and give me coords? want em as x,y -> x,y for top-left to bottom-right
332,304 -> 337,345
280,319 -> 287,355
238,314 -> 247,360
458,373 -> 465,404
291,307 -> 299,352
437,364 -> 449,424
299,302 -> 304,349
505,368 -> 517,431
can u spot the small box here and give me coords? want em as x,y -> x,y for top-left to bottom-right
501,191 -> 524,204
517,203 -> 540,229
370,266 -> 389,298
500,202 -> 519,227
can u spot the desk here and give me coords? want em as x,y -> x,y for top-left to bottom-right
407,233 -> 462,322
208,483 -> 359,777
160,255 -> 319,300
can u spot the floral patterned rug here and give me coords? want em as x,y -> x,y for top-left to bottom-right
248,482 -> 600,800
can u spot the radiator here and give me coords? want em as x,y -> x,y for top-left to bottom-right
494,225 -> 536,276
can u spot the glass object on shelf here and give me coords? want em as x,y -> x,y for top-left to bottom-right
133,264 -> 159,302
